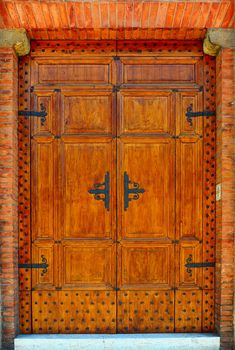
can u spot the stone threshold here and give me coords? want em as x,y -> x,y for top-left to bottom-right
15,333 -> 220,350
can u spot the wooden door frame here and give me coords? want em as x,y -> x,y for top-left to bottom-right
7,39 -> 230,349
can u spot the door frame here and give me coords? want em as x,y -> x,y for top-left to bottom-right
17,39 -> 216,336
3,38 -> 232,350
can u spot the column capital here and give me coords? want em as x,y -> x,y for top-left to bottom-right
203,29 -> 235,56
0,28 -> 30,56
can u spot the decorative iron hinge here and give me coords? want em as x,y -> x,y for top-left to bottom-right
19,255 -> 48,276
124,172 -> 145,210
185,254 -> 215,276
186,104 -> 215,126
18,103 -> 47,126
88,172 -> 110,211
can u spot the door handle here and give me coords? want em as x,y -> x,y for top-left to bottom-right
124,172 -> 145,210
88,172 -> 110,211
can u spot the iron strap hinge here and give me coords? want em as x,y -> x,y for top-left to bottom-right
186,104 -> 215,126
18,255 -> 48,276
18,103 -> 47,126
18,263 -> 48,269
185,254 -> 215,277
185,262 -> 216,268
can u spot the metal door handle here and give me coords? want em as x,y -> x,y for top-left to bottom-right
124,172 -> 145,210
88,172 -> 110,211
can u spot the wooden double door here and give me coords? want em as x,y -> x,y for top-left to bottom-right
21,47 -> 215,334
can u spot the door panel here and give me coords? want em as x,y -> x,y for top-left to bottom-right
59,137 -> 115,239
32,290 -> 117,333
176,137 -> 203,240
60,240 -> 116,290
31,90 -> 57,135
120,58 -> 200,84
117,290 -> 174,333
31,137 -> 56,240
175,290 -> 202,332
118,242 -> 174,289
118,90 -> 174,135
32,241 -> 57,290
176,241 -> 202,288
61,90 -> 114,135
31,58 -> 113,85
176,91 -> 203,136
118,138 -> 175,239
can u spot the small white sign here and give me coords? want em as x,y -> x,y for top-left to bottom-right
216,183 -> 221,201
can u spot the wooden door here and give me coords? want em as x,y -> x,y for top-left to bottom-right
30,57 -> 117,333
19,41 -> 215,335
117,89 -> 175,332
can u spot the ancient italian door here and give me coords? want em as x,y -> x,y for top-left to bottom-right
19,41 -> 215,334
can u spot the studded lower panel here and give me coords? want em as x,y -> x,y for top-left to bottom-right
117,291 -> 174,333
32,291 -> 116,333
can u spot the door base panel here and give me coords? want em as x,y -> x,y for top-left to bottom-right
15,334 -> 220,350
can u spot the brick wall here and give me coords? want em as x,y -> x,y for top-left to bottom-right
0,47 -> 19,349
215,48 -> 235,350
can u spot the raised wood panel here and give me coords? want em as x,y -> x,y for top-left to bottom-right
118,242 -> 174,290
176,242 -> 202,289
61,241 -> 116,290
32,241 -> 57,290
61,90 -> 113,135
59,137 -> 115,239
31,90 -> 57,136
31,58 -> 113,85
120,58 -> 200,84
176,137 -> 203,240
118,91 -> 174,135
176,91 -> 203,136
117,291 -> 174,333
32,291 -> 116,334
118,138 -> 175,239
31,137 -> 56,240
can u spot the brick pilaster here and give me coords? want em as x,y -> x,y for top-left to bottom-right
0,47 -> 19,349
215,48 -> 235,350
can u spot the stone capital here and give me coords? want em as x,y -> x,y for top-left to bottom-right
0,28 -> 30,56
203,29 -> 235,56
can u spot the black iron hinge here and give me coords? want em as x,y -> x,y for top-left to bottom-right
19,255 -> 48,276
18,103 -> 47,126
185,254 -> 215,276
186,104 -> 215,126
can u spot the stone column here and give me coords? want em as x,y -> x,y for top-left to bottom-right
204,29 -> 235,350
0,29 -> 30,350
